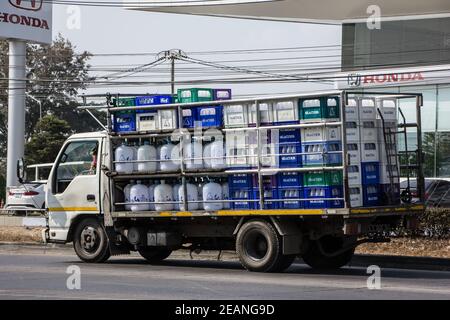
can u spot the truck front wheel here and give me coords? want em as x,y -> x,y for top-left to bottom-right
138,248 -> 172,263
301,236 -> 355,270
236,219 -> 283,272
73,218 -> 110,263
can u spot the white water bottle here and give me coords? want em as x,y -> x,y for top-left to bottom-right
137,141 -> 157,173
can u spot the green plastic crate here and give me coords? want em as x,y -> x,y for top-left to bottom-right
322,96 -> 340,119
177,88 -> 213,103
303,170 -> 343,187
299,96 -> 340,121
112,97 -> 136,107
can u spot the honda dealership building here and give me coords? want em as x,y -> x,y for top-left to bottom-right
338,17 -> 450,177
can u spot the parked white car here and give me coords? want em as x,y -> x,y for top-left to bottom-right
5,182 -> 46,212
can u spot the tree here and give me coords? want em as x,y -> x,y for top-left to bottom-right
0,34 -> 105,181
25,115 -> 71,165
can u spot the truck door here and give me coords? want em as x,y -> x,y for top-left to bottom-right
46,138 -> 102,242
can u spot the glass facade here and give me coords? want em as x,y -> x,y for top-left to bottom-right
362,84 -> 450,178
342,18 -> 450,71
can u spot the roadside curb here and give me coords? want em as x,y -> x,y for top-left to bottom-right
1,242 -> 449,271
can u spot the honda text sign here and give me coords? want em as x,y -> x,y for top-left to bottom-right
0,0 -> 52,44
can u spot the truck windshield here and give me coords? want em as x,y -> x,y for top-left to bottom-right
54,140 -> 99,194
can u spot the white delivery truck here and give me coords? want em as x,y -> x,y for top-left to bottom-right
23,90 -> 425,272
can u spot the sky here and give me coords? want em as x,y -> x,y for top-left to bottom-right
52,3 -> 342,98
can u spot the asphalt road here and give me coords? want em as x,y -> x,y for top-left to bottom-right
0,248 -> 449,300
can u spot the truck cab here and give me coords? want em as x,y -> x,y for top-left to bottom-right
45,131 -> 108,244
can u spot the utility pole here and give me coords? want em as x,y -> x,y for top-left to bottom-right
158,49 -> 186,96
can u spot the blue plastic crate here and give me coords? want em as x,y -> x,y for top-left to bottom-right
301,141 -> 342,167
252,174 -> 278,189
229,187 -> 253,210
277,172 -> 303,188
278,188 -> 304,209
304,186 -> 344,209
182,107 -> 196,128
228,174 -> 253,189
196,105 -> 223,128
361,162 -> 380,184
252,188 -> 279,209
363,185 -> 380,207
113,112 -> 136,133
135,95 -> 172,107
278,142 -> 302,168
277,128 -> 301,144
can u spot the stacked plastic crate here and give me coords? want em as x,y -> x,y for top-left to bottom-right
135,95 -> 174,132
299,97 -> 344,209
112,97 -> 137,133
376,98 -> 401,205
179,88 -> 229,128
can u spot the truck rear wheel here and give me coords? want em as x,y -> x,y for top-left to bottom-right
138,248 -> 172,263
301,236 -> 354,270
236,219 -> 283,272
73,218 -> 110,263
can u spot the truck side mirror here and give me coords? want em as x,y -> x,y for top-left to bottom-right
17,158 -> 25,184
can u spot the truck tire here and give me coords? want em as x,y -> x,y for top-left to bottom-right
301,236 -> 354,270
73,218 -> 110,263
138,248 -> 172,264
236,219 -> 282,272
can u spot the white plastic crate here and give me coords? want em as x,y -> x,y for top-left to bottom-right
225,132 -> 250,167
224,104 -> 249,128
348,164 -> 362,186
345,98 -> 359,121
377,98 -> 397,121
273,100 -> 299,123
361,141 -> 380,162
301,125 -> 341,142
349,185 -> 363,208
359,97 -> 377,120
248,142 -> 277,167
360,120 -> 378,141
137,112 -> 159,132
346,121 -> 360,142
347,143 -> 361,164
248,102 -> 273,125
158,109 -> 178,131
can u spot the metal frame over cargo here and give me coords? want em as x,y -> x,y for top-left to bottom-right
72,89 -> 425,272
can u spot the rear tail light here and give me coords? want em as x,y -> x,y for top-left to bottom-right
23,191 -> 39,196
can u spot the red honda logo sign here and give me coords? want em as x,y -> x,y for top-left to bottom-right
9,0 -> 43,12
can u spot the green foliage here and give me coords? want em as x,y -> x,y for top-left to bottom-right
25,115 -> 71,165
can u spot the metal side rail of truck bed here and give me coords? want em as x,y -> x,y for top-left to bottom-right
110,203 -> 425,219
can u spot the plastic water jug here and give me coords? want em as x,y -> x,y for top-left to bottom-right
158,141 -> 180,172
123,180 -> 135,211
203,182 -> 223,211
130,180 -> 150,211
137,141 -> 157,173
147,184 -> 156,211
179,183 -> 199,211
222,182 -> 230,209
173,184 -> 181,210
184,139 -> 203,170
210,140 -> 225,169
154,181 -> 174,211
203,142 -> 212,168
115,142 -> 134,174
